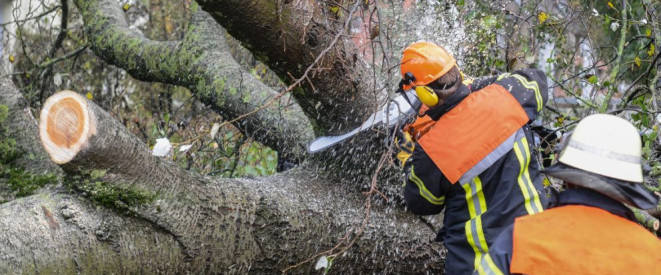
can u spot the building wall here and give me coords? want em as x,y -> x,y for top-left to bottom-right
1,0 -> 57,73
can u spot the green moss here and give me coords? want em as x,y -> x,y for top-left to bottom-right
65,170 -> 157,214
191,1 -> 199,13
0,104 -> 7,122
0,104 -> 57,199
241,91 -> 251,103
5,169 -> 56,197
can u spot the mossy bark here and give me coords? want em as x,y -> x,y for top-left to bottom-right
0,77 -> 61,176
0,77 -> 61,202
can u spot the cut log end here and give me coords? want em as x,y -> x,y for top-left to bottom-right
39,91 -> 95,164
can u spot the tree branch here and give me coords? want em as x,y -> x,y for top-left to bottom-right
600,0 -> 628,113
195,0 -> 380,134
73,0 -> 314,161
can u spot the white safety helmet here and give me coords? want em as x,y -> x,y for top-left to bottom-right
543,113 -> 660,209
557,114 -> 642,183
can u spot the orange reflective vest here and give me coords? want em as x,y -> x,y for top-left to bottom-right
511,205 -> 661,275
416,84 -> 529,183
404,105 -> 434,141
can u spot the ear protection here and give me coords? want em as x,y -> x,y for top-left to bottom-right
400,72 -> 439,107
414,85 -> 439,107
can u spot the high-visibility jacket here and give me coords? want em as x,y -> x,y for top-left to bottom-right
403,68 -> 549,275
476,188 -> 661,275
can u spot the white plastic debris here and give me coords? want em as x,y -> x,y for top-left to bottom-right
315,256 -> 329,270
209,123 -> 221,139
610,22 -> 620,32
179,144 -> 193,152
152,138 -> 172,157
53,73 -> 62,87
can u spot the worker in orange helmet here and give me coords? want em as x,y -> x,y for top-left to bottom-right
395,41 -> 550,274
474,114 -> 661,275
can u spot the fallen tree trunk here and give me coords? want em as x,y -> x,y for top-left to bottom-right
0,191 -> 184,273
17,90 -> 444,273
0,77 -> 61,176
0,77 -> 61,202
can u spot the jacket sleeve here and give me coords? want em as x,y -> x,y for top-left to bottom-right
473,224 -> 515,275
494,68 -> 549,121
466,75 -> 498,91
402,145 -> 448,215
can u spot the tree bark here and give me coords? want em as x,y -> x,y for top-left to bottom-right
19,90 -> 445,273
195,0 -> 379,134
0,77 -> 61,176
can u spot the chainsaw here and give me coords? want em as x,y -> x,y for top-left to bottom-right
307,89 -> 420,153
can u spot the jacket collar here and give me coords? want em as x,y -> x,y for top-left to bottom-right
553,188 -> 636,222
424,84 -> 471,121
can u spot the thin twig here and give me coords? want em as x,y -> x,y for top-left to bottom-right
39,45 -> 87,68
47,0 -> 69,59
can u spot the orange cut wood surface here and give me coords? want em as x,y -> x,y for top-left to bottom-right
46,97 -> 85,149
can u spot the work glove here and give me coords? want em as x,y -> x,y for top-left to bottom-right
394,128 -> 415,169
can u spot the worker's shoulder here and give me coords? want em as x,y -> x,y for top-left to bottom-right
494,68 -> 545,82
489,68 -> 546,93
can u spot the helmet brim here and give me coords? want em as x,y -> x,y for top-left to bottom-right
543,163 -> 659,210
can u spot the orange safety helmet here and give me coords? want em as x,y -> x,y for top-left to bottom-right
400,41 -> 456,90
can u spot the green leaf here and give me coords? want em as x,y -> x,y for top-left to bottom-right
641,113 -> 650,127
588,75 -> 598,84
632,112 -> 641,122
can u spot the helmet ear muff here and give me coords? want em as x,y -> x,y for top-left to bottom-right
415,86 -> 439,107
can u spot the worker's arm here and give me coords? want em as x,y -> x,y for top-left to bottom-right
466,75 -> 498,91
402,145 -> 448,215
495,68 -> 549,121
473,224 -> 515,275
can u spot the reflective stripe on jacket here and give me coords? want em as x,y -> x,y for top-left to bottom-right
403,68 -> 549,275
476,188 -> 661,275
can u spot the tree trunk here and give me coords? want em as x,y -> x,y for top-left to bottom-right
195,0 -> 378,134
14,90 -> 445,273
0,77 -> 61,175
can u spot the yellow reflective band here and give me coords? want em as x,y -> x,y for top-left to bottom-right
464,217 -> 482,270
475,177 -> 487,221
477,253 -> 505,275
462,177 -> 489,271
513,142 -> 535,214
510,74 -> 542,112
521,137 -> 544,212
409,166 -> 445,205
476,213 -> 488,252
463,182 -> 477,217
496,73 -> 511,81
